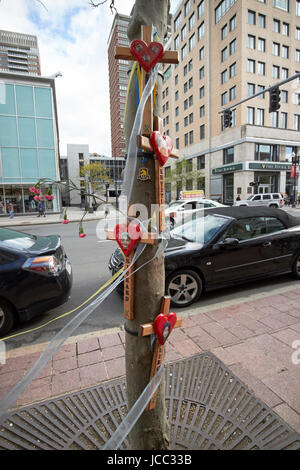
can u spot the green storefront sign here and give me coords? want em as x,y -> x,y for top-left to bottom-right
212,163 -> 243,175
248,162 -> 292,171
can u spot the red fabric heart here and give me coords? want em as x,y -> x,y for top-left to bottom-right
115,223 -> 141,257
130,40 -> 164,73
150,131 -> 173,166
153,312 -> 177,345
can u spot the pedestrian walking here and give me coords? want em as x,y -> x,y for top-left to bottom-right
7,201 -> 14,219
236,195 -> 241,201
37,200 -> 46,217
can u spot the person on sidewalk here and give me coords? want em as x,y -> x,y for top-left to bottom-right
7,201 -> 14,219
37,200 -> 46,217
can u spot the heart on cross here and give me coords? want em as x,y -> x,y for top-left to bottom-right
130,39 -> 164,73
150,131 -> 173,166
114,223 -> 141,257
153,312 -> 177,345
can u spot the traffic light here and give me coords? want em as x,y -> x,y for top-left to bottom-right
223,109 -> 233,128
269,86 -> 281,113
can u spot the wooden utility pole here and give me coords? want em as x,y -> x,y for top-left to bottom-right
120,0 -> 176,450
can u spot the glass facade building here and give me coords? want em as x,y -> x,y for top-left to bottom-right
0,72 -> 60,215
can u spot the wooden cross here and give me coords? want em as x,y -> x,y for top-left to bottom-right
106,205 -> 155,320
139,296 -> 182,411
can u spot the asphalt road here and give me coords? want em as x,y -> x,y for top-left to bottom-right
5,213 -> 300,350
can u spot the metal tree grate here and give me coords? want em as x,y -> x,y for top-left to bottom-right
0,352 -> 299,450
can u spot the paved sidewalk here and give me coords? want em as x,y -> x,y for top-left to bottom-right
0,205 -> 118,227
1,284 -> 300,434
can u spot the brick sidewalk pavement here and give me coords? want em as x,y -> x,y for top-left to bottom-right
1,286 -> 300,434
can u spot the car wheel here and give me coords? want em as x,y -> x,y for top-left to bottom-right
291,253 -> 300,280
166,269 -> 202,308
0,299 -> 15,337
270,204 -> 278,208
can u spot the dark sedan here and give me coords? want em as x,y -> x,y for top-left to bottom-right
0,227 -> 73,337
108,206 -> 300,308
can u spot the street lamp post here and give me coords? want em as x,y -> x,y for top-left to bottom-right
292,152 -> 300,208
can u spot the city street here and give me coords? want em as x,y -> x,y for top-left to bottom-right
5,212 -> 300,351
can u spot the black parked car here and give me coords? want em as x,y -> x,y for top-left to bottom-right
108,206 -> 300,308
0,227 -> 73,337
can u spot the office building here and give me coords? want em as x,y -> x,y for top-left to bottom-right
62,144 -> 126,206
107,13 -> 131,159
0,71 -> 61,214
0,30 -> 41,76
162,0 -> 300,204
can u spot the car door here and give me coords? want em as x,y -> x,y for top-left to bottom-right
261,216 -> 296,272
249,195 -> 262,206
208,216 -> 281,285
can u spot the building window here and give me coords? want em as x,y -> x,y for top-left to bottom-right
199,46 -> 204,60
198,22 -> 205,41
272,112 -> 279,127
230,86 -> 236,101
174,35 -> 179,50
215,0 -> 237,24
282,22 -> 289,36
255,144 -> 279,161
221,69 -> 228,83
294,114 -> 300,130
184,133 -> 188,146
280,112 -> 288,128
258,37 -> 266,52
189,95 -> 193,106
189,34 -> 195,51
198,0 -> 204,19
258,61 -> 266,75
181,24 -> 187,41
248,82 -> 255,96
189,12 -> 195,31
184,99 -> 188,110
258,14 -> 266,28
229,62 -> 236,78
221,47 -> 228,62
181,44 -> 187,60
223,147 -> 234,164
200,86 -> 205,98
272,65 -> 280,78
184,0 -> 191,17
229,38 -> 236,55
248,10 -> 256,25
258,85 -> 266,98
199,66 -> 204,79
247,59 -> 255,73
189,130 -> 194,145
188,59 -> 193,71
257,108 -> 265,126
174,12 -> 182,32
281,90 -> 288,103
297,0 -> 300,15
273,42 -> 280,56
221,91 -> 228,106
248,35 -> 256,49
200,105 -> 205,118
282,67 -> 289,79
273,0 -> 289,12
296,27 -> 300,40
281,44 -> 288,59
247,107 -> 255,124
221,24 -> 228,40
176,137 -> 180,149
197,155 -> 205,169
273,19 -> 280,33
200,124 -> 205,140
175,106 -> 179,116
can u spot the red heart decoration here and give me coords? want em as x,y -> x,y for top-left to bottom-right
115,223 -> 141,257
153,312 -> 177,345
130,39 -> 164,73
150,131 -> 173,166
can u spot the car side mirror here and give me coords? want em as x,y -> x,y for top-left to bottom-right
217,237 -> 239,248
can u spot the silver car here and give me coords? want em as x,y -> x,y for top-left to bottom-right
235,193 -> 284,208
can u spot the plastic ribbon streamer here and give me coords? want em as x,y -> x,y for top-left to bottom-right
103,365 -> 164,450
120,64 -> 159,207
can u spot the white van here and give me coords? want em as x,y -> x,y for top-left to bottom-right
234,193 -> 284,208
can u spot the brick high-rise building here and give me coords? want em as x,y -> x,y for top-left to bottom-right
0,30 -> 41,76
162,0 -> 300,204
107,13 -> 131,159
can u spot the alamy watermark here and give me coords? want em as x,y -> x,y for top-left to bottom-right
291,340 -> 300,366
0,340 -> 6,365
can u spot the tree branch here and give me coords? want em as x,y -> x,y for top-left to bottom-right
89,0 -> 116,13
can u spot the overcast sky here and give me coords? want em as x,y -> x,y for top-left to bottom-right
0,0 -> 180,157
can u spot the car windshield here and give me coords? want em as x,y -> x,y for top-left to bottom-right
171,214 -> 231,244
0,228 -> 36,250
168,201 -> 185,208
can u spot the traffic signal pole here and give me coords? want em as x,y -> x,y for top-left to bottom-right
220,71 -> 300,116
